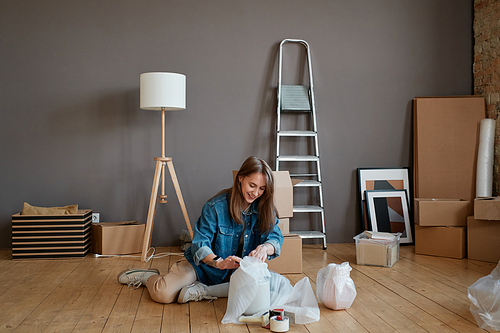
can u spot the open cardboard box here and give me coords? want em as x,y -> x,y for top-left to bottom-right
92,221 -> 145,255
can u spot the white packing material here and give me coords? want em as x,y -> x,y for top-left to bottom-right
222,256 -> 271,322
221,256 -> 320,324
468,260 -> 500,330
316,262 -> 357,310
278,275 -> 320,323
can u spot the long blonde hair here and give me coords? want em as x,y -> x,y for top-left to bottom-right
228,156 -> 276,233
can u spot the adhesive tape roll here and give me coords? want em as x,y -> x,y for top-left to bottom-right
270,315 -> 289,332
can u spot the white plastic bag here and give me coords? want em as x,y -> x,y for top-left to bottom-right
468,261 -> 500,330
221,256 -> 320,324
222,256 -> 271,323
277,275 -> 320,324
316,262 -> 357,310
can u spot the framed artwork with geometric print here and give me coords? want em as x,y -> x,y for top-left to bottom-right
365,189 -> 413,244
357,168 -> 410,234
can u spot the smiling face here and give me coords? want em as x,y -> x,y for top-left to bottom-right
239,172 -> 267,207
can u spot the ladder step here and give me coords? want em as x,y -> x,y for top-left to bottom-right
277,155 -> 319,162
291,173 -> 318,178
293,205 -> 323,213
278,130 -> 316,137
281,85 -> 311,111
293,231 -> 326,239
293,180 -> 321,187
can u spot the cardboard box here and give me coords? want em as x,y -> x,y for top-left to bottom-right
12,209 -> 92,260
272,171 -> 293,218
353,232 -> 400,267
414,225 -> 466,259
278,218 -> 289,234
414,198 -> 470,226
91,221 -> 145,255
266,234 -> 302,274
467,216 -> 500,263
233,170 -> 302,218
474,197 -> 500,220
413,97 -> 485,209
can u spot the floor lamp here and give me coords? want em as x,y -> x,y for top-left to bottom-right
139,72 -> 193,262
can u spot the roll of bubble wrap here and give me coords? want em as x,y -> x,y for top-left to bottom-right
476,118 -> 496,198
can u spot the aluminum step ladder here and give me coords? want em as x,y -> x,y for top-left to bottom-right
276,39 -> 327,249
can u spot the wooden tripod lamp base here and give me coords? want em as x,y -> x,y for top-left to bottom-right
141,157 -> 193,262
139,72 -> 189,262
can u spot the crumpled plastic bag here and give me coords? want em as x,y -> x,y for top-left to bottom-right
316,262 -> 356,310
468,261 -> 500,330
221,256 -> 320,324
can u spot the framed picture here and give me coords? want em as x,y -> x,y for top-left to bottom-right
365,189 -> 413,244
357,168 -> 410,230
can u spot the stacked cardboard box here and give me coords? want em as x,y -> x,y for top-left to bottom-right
413,96 -> 485,258
467,199 -> 500,263
267,233 -> 302,274
266,171 -> 302,274
234,170 -> 303,273
12,209 -> 92,259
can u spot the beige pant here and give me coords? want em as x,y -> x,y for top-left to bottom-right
146,258 -> 197,304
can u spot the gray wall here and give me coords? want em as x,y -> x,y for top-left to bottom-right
0,1 -> 472,248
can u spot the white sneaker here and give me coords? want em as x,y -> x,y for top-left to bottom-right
177,281 -> 217,303
117,268 -> 159,289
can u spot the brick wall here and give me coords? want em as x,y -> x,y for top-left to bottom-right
474,0 -> 500,194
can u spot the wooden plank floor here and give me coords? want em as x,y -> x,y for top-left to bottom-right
0,244 -> 495,332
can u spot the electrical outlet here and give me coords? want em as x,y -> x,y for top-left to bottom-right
92,212 -> 100,223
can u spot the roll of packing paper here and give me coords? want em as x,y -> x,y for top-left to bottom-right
476,118 -> 496,197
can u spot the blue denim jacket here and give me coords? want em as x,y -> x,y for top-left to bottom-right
184,192 -> 283,286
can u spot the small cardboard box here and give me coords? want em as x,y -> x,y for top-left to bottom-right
414,225 -> 466,259
266,234 -> 302,274
278,218 -> 289,234
467,216 -> 500,263
91,221 -> 145,255
233,170 -> 302,218
414,198 -> 470,227
474,197 -> 500,221
353,233 -> 401,267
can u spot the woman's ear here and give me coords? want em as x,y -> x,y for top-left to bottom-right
238,175 -> 243,183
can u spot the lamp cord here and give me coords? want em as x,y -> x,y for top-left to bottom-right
92,247 -> 184,261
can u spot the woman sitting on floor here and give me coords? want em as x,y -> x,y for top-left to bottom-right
118,156 -> 284,303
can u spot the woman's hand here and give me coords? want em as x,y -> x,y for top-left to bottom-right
217,255 -> 242,270
249,243 -> 273,262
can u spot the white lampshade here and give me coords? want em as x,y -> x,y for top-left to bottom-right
140,72 -> 186,111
